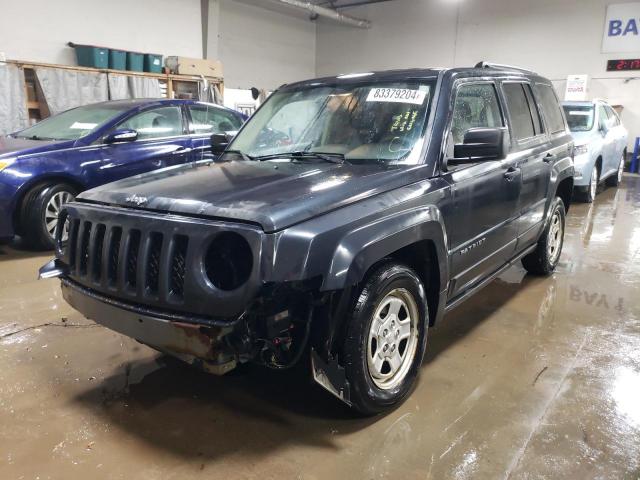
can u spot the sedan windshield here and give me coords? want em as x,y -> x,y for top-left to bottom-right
562,105 -> 595,132
229,81 -> 434,164
14,103 -> 131,141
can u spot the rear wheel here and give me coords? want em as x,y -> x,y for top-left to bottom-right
606,154 -> 625,187
522,197 -> 566,275
20,182 -> 77,250
343,262 -> 428,415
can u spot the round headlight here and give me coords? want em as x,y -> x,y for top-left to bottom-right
204,232 -> 253,291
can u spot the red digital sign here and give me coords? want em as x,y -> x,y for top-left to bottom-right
607,59 -> 640,71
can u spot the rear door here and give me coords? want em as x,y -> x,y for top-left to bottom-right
501,81 -> 552,248
186,104 -> 245,162
97,105 -> 192,181
442,80 -> 522,299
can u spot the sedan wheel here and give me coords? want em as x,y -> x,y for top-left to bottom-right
45,191 -> 75,241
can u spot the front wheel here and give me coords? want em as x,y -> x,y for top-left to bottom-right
343,262 -> 428,415
522,197 -> 566,275
21,182 -> 77,250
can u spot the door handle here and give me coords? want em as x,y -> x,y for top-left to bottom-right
171,147 -> 193,155
503,167 -> 520,181
543,153 -> 556,163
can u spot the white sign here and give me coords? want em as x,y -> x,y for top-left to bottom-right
366,88 -> 427,105
602,3 -> 640,53
564,75 -> 589,101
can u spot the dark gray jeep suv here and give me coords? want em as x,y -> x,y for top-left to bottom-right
41,63 -> 574,415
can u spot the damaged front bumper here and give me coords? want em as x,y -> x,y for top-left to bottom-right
59,277 -> 238,375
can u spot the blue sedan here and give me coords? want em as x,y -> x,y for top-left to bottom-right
0,99 -> 246,248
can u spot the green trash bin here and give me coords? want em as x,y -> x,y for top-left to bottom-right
73,44 -> 109,69
144,54 -> 163,73
126,52 -> 144,72
109,49 -> 127,70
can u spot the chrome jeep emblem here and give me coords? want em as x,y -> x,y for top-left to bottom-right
125,194 -> 148,206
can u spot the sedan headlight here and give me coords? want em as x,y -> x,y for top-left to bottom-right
574,145 -> 588,156
0,158 -> 15,172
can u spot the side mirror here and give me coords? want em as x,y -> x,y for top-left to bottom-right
452,127 -> 508,163
210,131 -> 236,155
599,122 -> 608,136
104,129 -> 138,144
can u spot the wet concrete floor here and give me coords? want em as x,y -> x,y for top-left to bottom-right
1,176 -> 640,479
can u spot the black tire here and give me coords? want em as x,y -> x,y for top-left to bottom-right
20,182 -> 77,250
343,262 -> 428,416
605,154 -> 625,187
522,197 -> 566,275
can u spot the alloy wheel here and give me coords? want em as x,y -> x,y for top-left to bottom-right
366,288 -> 419,390
547,209 -> 563,264
45,191 -> 74,240
590,165 -> 598,200
617,156 -> 624,183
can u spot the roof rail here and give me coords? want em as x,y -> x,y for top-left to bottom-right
474,61 -> 537,75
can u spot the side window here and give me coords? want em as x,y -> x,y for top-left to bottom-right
597,105 -> 609,130
523,84 -> 544,135
503,83 -> 535,141
118,106 -> 183,140
534,84 -> 565,133
188,105 -> 243,134
605,105 -> 620,127
451,83 -> 503,145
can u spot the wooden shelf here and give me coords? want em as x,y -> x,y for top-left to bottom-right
8,59 -> 224,121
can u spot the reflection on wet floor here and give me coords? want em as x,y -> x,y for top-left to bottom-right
1,176 -> 640,479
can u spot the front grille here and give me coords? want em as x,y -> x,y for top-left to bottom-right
66,223 -> 189,302
60,203 -> 262,320
169,235 -> 188,297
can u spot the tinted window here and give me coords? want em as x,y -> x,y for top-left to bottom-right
188,105 -> 243,134
503,83 -> 535,140
118,106 -> 183,140
451,83 -> 503,145
535,85 -> 565,133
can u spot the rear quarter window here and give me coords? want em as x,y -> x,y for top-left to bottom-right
535,84 -> 566,133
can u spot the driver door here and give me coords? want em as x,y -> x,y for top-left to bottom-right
97,105 -> 191,182
441,81 -> 522,299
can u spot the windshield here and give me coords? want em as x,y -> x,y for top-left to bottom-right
229,81 -> 434,164
562,105 -> 595,132
14,104 -> 131,141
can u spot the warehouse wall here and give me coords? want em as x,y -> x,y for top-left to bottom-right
316,0 -> 640,149
0,0 -> 202,64
216,0 -> 316,90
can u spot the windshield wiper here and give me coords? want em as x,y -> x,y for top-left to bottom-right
255,151 -> 347,164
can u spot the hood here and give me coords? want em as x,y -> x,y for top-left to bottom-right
78,160 -> 426,232
0,136 -> 74,159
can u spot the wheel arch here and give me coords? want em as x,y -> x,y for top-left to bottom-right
12,174 -> 85,232
555,176 -> 574,213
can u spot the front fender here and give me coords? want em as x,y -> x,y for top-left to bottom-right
263,178 -> 451,294
324,205 -> 448,291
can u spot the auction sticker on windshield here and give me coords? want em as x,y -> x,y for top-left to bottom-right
366,88 -> 428,105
